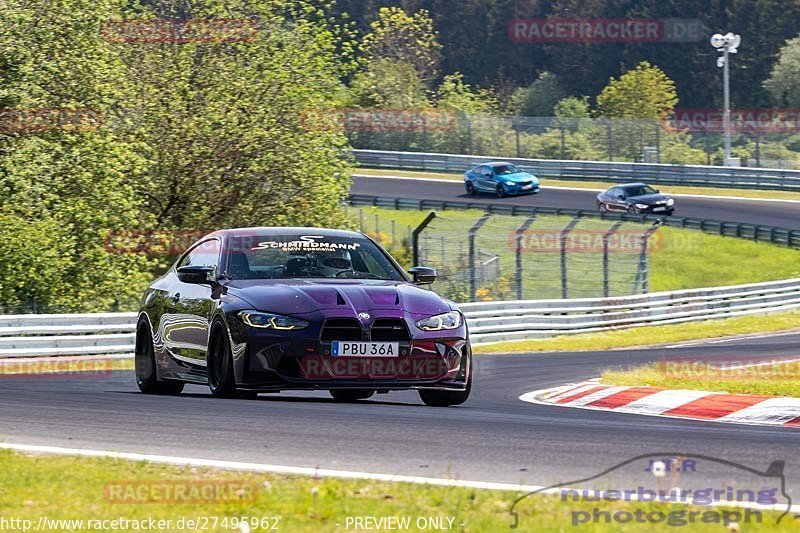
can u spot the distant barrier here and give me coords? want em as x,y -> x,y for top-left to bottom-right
353,149 -> 800,192
347,194 -> 800,249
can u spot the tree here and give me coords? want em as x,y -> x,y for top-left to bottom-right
765,36 -> 800,106
0,0 -> 155,312
510,72 -> 566,116
361,7 -> 443,87
554,97 -> 591,119
596,62 -> 678,161
115,0 -> 354,230
596,61 -> 678,119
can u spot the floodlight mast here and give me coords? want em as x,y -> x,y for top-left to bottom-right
711,32 -> 741,166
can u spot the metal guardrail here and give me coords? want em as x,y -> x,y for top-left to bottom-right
353,149 -> 800,192
461,278 -> 800,344
0,313 -> 136,358
2,278 -> 800,355
347,194 -> 800,248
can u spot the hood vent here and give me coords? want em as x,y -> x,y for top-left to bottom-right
336,291 -> 346,305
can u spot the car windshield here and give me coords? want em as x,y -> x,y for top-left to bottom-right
494,164 -> 521,175
622,184 -> 657,196
224,234 -> 405,281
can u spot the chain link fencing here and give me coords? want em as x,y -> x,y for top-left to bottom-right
413,211 -> 661,302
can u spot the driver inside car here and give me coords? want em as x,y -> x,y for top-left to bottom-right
316,251 -> 354,277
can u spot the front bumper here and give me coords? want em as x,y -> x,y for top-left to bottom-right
505,184 -> 540,195
639,204 -> 674,215
233,332 -> 471,392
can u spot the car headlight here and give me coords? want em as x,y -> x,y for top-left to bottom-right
505,181 -> 515,186
416,311 -> 462,331
636,204 -> 649,209
667,198 -> 675,206
238,311 -> 310,330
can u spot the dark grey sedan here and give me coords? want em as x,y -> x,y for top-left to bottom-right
596,183 -> 675,215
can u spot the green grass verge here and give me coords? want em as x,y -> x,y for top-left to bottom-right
0,450 -> 789,531
602,359 -> 800,397
356,167 -> 800,202
472,309 -> 800,354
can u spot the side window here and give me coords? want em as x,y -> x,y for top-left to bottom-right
610,187 -> 621,198
177,240 -> 220,271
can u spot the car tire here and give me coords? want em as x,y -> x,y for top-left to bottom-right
135,317 -> 184,395
495,185 -> 506,198
208,319 -> 237,398
330,389 -> 375,402
419,372 -> 472,407
598,202 -> 607,213
465,182 -> 476,195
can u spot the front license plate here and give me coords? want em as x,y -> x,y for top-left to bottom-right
521,184 -> 533,190
653,207 -> 666,212
332,341 -> 400,357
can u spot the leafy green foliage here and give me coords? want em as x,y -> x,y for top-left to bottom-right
765,36 -> 800,106
0,0 -> 354,312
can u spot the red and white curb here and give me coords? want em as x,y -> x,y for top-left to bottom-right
520,380 -> 800,428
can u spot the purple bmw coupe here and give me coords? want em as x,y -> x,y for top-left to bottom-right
135,227 -> 471,406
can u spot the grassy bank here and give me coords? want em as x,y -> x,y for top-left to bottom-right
472,309 -> 800,354
0,450 -> 789,532
602,358 -> 800,397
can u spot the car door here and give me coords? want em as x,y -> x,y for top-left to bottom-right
478,165 -> 494,191
164,238 -> 221,367
608,187 -> 627,211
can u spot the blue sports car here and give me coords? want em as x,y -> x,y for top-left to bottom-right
464,162 -> 540,198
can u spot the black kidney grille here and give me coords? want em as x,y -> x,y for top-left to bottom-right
321,318 -> 363,341
370,318 -> 411,342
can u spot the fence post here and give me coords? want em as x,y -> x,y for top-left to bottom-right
606,119 -> 613,161
515,215 -> 537,300
633,220 -> 663,294
602,221 -> 624,297
469,214 -> 492,301
412,212 -> 437,266
391,220 -> 396,244
374,214 -> 379,235
560,217 -> 582,299
359,209 -> 364,233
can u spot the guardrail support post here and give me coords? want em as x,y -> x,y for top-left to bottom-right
412,212 -> 437,266
561,217 -> 582,299
469,214 -> 492,301
515,215 -> 537,300
602,221 -> 624,297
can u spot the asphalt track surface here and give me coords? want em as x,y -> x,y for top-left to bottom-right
3,333 -> 800,502
352,175 -> 800,230
3,177 -> 800,517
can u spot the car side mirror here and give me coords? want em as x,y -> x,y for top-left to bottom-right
408,266 -> 437,285
177,265 -> 215,284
